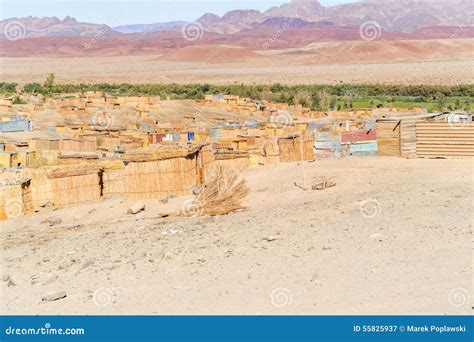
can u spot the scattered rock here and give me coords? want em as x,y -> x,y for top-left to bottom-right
39,201 -> 53,208
41,290 -> 67,302
160,194 -> 177,204
312,180 -> 336,191
41,217 -> 62,227
263,236 -> 283,242
102,263 -> 120,271
30,275 -> 40,284
42,257 -> 50,262
369,233 -> 383,239
127,202 -> 145,215
311,272 -> 320,284
58,262 -> 71,271
81,259 -> 95,270
64,224 -> 83,230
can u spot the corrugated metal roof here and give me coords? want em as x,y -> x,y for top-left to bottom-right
375,112 -> 444,121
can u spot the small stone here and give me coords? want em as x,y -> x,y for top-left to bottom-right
2,274 -> 9,282
81,259 -> 95,270
263,236 -> 283,242
102,263 -> 119,271
58,262 -> 70,271
311,272 -> 320,283
41,217 -> 62,227
41,290 -> 67,302
43,257 -> 50,262
127,202 -> 145,215
369,233 -> 383,239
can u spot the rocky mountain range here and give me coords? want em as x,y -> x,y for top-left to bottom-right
200,0 -> 474,34
0,16 -> 119,39
1,0 -> 473,40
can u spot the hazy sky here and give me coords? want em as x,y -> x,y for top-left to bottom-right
0,0 -> 357,26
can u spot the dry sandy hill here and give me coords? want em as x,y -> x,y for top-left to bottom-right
285,38 -> 474,63
159,45 -> 263,63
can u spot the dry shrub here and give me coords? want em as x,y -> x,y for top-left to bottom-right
190,165 -> 249,216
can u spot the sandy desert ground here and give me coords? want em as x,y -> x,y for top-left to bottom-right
0,56 -> 473,85
1,157 -> 472,315
2,39 -> 473,85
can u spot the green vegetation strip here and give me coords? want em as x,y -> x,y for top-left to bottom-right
1,76 -> 473,111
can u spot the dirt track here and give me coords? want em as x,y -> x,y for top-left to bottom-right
1,157 -> 472,315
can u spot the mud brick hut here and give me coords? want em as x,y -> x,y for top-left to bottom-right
121,145 -> 203,200
277,134 -> 315,162
0,177 -> 33,220
99,160 -> 126,199
212,150 -> 250,172
46,165 -> 101,207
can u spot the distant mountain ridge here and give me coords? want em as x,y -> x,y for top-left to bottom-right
1,0 -> 473,40
0,16 -> 119,39
192,0 -> 474,34
113,21 -> 186,34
